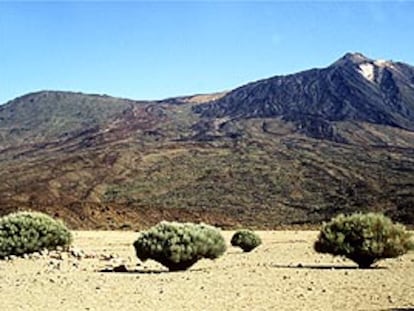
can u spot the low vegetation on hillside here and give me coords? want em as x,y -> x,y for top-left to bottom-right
1,53 -> 414,229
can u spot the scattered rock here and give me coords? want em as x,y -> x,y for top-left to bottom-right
100,253 -> 118,261
69,247 -> 85,259
30,252 -> 42,260
84,252 -> 97,259
49,252 -> 64,260
56,246 -> 64,252
40,249 -> 49,257
98,264 -> 129,273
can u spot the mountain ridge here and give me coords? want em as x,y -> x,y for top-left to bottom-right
193,52 -> 414,142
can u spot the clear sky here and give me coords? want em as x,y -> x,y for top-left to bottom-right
1,1 -> 414,104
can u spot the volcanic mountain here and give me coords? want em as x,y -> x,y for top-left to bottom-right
194,52 -> 414,142
0,52 -> 413,229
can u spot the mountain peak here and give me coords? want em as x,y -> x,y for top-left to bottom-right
333,52 -> 373,66
195,52 -> 414,140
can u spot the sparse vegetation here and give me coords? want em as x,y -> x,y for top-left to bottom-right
314,212 -> 414,268
0,211 -> 72,259
231,229 -> 262,252
2,88 -> 414,230
133,221 -> 226,271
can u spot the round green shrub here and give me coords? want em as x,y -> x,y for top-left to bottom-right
314,212 -> 414,268
0,211 -> 72,259
133,221 -> 226,271
231,229 -> 262,252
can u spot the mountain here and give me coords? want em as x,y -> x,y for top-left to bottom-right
194,52 -> 414,142
0,53 -> 413,229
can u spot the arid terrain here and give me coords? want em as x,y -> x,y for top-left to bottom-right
1,53 -> 414,229
1,230 -> 413,310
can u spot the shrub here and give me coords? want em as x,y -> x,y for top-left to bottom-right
0,211 -> 72,259
133,221 -> 226,271
231,229 -> 262,252
314,212 -> 414,268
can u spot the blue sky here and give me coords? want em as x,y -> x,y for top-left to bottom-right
1,1 -> 414,104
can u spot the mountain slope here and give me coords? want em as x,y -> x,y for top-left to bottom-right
194,53 -> 414,142
0,53 -> 414,229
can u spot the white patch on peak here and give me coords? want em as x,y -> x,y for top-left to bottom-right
374,59 -> 392,67
375,59 -> 387,66
358,63 -> 375,81
374,59 -> 395,69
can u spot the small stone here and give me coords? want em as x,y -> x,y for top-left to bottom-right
70,247 -> 85,259
56,246 -> 63,252
30,252 -> 42,260
40,249 -> 49,256
48,259 -> 61,269
85,252 -> 96,259
101,253 -> 118,261
109,258 -> 126,267
50,252 -> 64,260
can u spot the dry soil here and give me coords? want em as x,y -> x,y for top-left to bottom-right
0,231 -> 413,311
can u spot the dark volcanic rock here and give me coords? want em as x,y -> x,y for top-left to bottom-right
194,53 -> 414,141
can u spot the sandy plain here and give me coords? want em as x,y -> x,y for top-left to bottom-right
0,230 -> 413,311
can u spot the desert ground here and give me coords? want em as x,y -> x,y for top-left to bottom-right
0,231 -> 413,311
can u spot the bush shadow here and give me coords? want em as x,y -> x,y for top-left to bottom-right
97,267 -> 205,274
270,263 -> 387,270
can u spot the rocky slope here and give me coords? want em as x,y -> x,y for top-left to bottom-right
194,53 -> 414,142
0,53 -> 413,229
